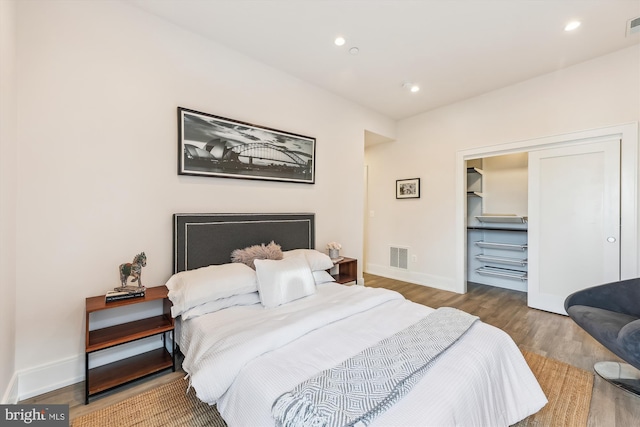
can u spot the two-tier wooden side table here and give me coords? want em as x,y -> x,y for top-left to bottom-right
84,285 -> 175,404
329,257 -> 358,284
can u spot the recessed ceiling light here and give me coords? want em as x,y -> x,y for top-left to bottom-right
349,47 -> 359,55
402,82 -> 420,93
334,36 -> 346,46
564,21 -> 581,31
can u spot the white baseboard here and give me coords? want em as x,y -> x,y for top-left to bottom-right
365,263 -> 458,293
1,372 -> 19,404
16,355 -> 84,401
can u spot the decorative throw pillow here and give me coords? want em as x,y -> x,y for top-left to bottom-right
254,254 -> 316,308
231,241 -> 283,269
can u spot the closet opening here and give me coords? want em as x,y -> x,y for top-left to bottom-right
465,153 -> 528,293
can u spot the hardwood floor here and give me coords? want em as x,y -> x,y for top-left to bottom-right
21,273 -> 639,425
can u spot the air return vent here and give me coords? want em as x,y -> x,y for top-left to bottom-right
628,16 -> 640,36
390,246 -> 409,270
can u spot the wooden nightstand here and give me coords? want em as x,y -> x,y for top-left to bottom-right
330,257 -> 358,284
84,285 -> 175,404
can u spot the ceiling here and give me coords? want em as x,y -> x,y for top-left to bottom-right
129,0 -> 640,120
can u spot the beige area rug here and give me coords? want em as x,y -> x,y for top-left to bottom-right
72,351 -> 592,427
71,380 -> 225,427
513,350 -> 594,427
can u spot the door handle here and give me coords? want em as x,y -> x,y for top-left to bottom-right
607,237 -> 617,243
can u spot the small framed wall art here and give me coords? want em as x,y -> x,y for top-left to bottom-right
178,107 -> 316,184
396,178 -> 420,199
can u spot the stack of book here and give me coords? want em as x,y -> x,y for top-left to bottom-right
105,286 -> 146,303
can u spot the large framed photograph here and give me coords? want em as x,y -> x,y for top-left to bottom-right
178,107 -> 315,184
396,178 -> 420,199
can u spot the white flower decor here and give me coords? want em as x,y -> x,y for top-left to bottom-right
327,242 -> 342,250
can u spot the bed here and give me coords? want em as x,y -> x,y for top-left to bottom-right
169,213 -> 547,426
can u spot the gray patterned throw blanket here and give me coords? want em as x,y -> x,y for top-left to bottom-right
272,307 -> 478,427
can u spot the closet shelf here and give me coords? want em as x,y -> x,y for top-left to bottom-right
476,254 -> 528,267
475,241 -> 528,251
467,191 -> 484,197
477,266 -> 528,281
476,215 -> 527,224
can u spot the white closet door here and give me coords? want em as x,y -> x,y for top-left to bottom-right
528,139 -> 620,315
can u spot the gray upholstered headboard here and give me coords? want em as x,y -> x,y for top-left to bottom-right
173,213 -> 315,273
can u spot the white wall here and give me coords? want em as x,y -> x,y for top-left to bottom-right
0,0 -> 18,404
482,153 -> 528,217
9,0 -> 394,399
365,46 -> 640,290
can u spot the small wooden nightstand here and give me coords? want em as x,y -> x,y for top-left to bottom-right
330,257 -> 358,284
84,285 -> 175,404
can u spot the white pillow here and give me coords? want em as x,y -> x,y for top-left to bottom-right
254,255 -> 316,308
166,263 -> 257,317
180,292 -> 260,320
312,270 -> 336,285
282,249 -> 333,271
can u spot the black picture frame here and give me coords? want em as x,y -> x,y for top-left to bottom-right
178,107 -> 315,184
396,178 -> 420,199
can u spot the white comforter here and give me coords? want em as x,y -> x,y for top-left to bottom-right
179,283 -> 547,426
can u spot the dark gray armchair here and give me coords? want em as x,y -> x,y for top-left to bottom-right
565,277 -> 640,396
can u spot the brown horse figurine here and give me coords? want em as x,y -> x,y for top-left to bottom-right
119,252 -> 146,289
